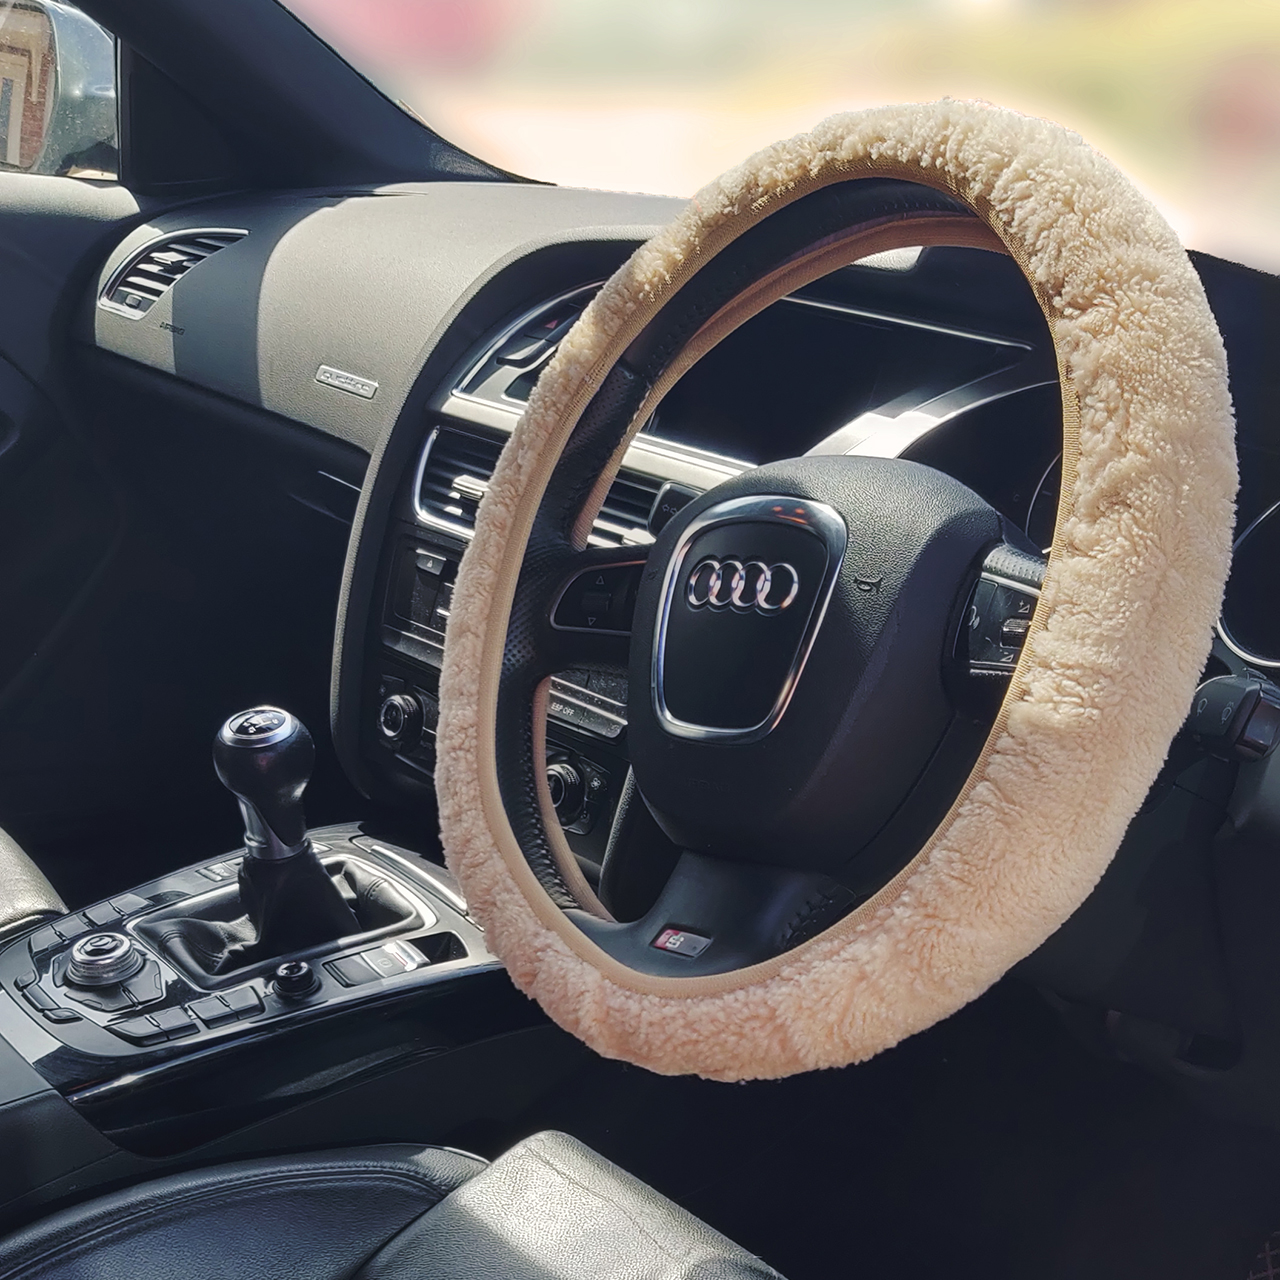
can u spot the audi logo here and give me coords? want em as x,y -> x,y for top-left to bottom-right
685,558 -> 800,614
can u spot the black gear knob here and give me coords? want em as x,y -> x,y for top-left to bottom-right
214,707 -> 314,860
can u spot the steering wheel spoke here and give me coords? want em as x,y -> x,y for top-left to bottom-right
534,549 -> 649,673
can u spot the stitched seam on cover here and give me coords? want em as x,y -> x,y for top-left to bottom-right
520,1145 -> 697,1266
0,1167 -> 452,1280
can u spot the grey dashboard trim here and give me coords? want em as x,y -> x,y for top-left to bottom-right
87,183 -> 685,455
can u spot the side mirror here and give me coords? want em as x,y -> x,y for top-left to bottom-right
0,0 -> 116,178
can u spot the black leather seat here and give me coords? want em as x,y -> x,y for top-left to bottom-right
0,827 -> 64,945
0,1130 -> 783,1279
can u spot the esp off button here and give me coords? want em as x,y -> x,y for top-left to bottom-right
652,927 -> 712,958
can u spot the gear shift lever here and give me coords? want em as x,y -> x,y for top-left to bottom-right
213,708 -> 314,860
211,706 -> 360,961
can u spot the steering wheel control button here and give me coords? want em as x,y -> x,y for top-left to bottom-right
960,574 -> 1040,674
1190,675 -> 1280,762
648,482 -> 701,537
656,498 -> 844,739
273,960 -> 320,998
552,563 -> 645,634
66,932 -> 145,988
652,928 -> 712,959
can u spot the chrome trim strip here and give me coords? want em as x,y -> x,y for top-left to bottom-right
781,293 -> 1032,349
652,495 -> 847,745
411,425 -> 481,541
805,366 -> 1057,461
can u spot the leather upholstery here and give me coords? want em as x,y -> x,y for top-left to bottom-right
360,1130 -> 783,1279
0,826 -> 64,944
0,1132 -> 783,1280
0,1144 -> 485,1279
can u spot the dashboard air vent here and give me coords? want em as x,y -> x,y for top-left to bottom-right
592,471 -> 661,547
415,427 -> 505,532
103,231 -> 245,316
416,425 -> 661,545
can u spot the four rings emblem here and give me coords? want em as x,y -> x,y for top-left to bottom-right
685,558 -> 800,614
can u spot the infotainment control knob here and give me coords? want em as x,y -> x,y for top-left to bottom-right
378,693 -> 424,748
66,932 -> 145,987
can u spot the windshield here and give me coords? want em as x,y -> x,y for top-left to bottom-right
282,0 -> 1280,273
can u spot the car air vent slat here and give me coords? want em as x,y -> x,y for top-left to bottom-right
415,427 -> 506,532
102,230 -> 245,317
417,426 -> 662,546
592,472 -> 661,547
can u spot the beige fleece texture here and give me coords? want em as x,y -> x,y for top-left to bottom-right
435,100 -> 1237,1082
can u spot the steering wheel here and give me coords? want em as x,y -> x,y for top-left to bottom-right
436,100 -> 1236,1081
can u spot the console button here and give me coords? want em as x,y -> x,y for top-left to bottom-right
415,550 -> 447,578
223,987 -> 263,1017
111,1015 -> 166,1045
28,925 -> 63,957
21,983 -> 56,1011
189,995 -> 237,1027
326,954 -> 380,987
122,961 -> 165,1007
14,969 -> 37,990
151,1007 -> 197,1039
43,1008 -> 81,1024
362,942 -> 416,978
82,902 -> 121,928
62,983 -> 134,1013
109,893 -> 151,916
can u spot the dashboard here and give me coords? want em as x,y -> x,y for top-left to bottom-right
82,181 -> 1280,887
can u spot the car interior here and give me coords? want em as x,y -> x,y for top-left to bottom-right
2,1 -> 1280,1277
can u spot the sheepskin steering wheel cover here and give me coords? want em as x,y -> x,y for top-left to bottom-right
435,100 -> 1236,1082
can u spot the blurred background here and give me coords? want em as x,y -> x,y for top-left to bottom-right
285,0 -> 1280,272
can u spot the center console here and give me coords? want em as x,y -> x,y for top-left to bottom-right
0,706 -> 574,1227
